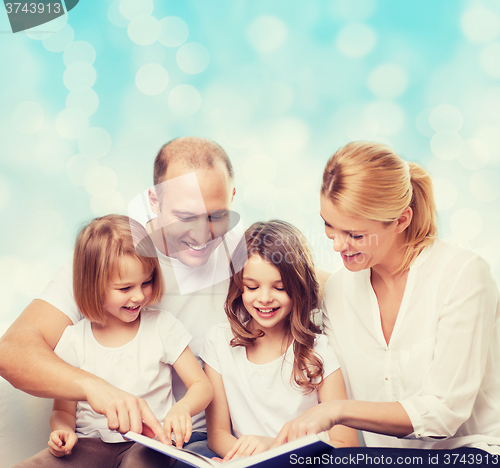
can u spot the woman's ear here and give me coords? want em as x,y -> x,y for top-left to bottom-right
396,206 -> 413,233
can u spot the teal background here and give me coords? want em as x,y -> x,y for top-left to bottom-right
1,0 -> 500,333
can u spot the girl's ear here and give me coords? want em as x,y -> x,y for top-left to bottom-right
395,206 -> 413,233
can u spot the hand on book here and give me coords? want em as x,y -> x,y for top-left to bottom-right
163,402 -> 193,449
223,435 -> 274,461
48,429 -> 78,458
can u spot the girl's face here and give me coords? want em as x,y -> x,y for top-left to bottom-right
242,254 -> 292,334
320,195 -> 404,273
104,255 -> 154,325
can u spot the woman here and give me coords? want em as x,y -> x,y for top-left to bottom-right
275,141 -> 500,453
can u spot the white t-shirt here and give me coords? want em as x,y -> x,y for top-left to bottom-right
38,249 -> 229,432
200,323 -> 340,438
323,239 -> 500,453
54,308 -> 191,443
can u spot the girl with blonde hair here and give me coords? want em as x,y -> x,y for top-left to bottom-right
15,215 -> 213,468
275,141 -> 500,454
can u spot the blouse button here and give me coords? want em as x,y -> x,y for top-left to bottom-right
385,377 -> 389,380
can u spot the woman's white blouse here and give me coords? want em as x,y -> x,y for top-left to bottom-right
323,239 -> 500,452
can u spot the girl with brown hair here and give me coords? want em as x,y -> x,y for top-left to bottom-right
201,220 -> 358,461
275,141 -> 500,454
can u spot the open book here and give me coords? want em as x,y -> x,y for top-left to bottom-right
125,431 -> 333,468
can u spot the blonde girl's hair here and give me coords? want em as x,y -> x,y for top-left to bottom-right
321,141 -> 437,272
226,220 -> 323,392
73,215 -> 164,324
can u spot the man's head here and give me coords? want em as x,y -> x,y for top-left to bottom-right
148,137 -> 236,268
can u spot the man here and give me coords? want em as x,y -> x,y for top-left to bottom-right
0,137 -> 236,458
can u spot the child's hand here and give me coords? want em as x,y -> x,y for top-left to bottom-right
163,403 -> 192,449
223,435 -> 273,461
48,429 -> 78,457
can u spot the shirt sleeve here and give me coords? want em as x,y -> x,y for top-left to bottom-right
199,324 -> 223,374
54,324 -> 83,368
157,310 -> 192,365
37,257 -> 83,325
314,334 -> 340,379
399,254 -> 500,441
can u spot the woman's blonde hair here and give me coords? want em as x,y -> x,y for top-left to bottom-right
321,141 -> 437,272
73,214 -> 164,324
226,220 -> 323,392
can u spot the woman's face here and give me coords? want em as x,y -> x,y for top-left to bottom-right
320,195 -> 405,273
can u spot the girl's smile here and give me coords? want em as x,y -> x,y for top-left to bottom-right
242,254 -> 292,333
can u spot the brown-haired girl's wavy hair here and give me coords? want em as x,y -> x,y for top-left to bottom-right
226,220 -> 323,392
73,214 -> 164,325
321,141 -> 437,272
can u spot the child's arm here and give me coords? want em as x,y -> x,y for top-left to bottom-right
204,364 -> 274,460
317,369 -> 359,447
48,399 -> 78,457
204,363 -> 238,458
167,346 -> 213,448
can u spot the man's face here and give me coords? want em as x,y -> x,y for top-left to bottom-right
150,162 -> 235,268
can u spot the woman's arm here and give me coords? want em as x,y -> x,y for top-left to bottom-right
274,399 -> 412,446
317,369 -> 359,447
169,346 -> 213,448
204,363 -> 238,458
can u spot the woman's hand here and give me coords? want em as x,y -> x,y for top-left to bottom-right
223,435 -> 274,461
272,402 -> 337,447
48,429 -> 78,457
163,402 -> 192,449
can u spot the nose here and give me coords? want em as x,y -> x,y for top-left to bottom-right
188,216 -> 212,244
258,288 -> 273,304
332,233 -> 348,252
130,287 -> 145,303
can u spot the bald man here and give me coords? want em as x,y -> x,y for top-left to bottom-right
0,137 -> 331,459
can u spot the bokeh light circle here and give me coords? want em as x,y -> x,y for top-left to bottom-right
480,42 -> 500,78
42,24 -> 74,53
367,64 -> 408,99
458,139 -> 489,170
450,208 -> 483,240
78,127 -> 112,159
243,154 -> 277,183
63,62 -> 97,92
108,0 -> 129,28
336,23 -> 376,58
127,15 -> 160,46
244,181 -> 277,210
247,15 -> 288,54
91,191 -> 125,216
168,85 -> 201,116
84,166 -> 118,196
176,42 -> 210,74
63,41 -> 96,66
430,131 -> 464,160
433,178 -> 458,211
268,189 -> 304,219
25,13 -> 67,40
132,43 -> 165,66
66,154 -> 99,185
330,0 -> 377,21
66,89 -> 99,117
461,6 -> 500,43
470,170 -> 500,202
135,63 -> 169,95
0,177 -> 11,212
269,118 -> 310,155
363,101 -> 405,135
159,16 -> 189,48
429,104 -> 463,132
12,101 -> 44,134
56,108 -> 89,140
119,0 -> 154,21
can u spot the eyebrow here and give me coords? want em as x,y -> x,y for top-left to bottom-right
319,215 -> 367,234
242,276 -> 283,283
